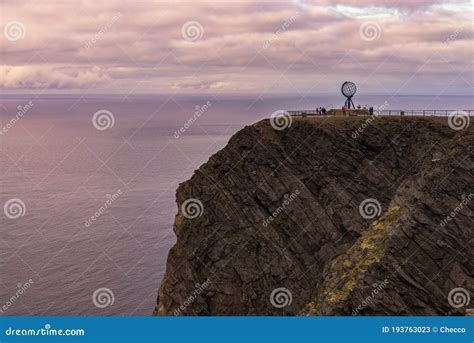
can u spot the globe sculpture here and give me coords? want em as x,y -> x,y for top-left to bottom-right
341,81 -> 357,109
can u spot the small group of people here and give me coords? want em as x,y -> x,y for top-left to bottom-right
315,107 -> 327,115
341,105 -> 374,116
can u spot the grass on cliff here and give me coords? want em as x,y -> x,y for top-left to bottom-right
302,206 -> 401,315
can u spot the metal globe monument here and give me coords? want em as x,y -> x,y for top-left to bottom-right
341,81 -> 357,109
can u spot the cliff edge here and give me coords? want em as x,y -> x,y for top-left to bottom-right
155,116 -> 473,315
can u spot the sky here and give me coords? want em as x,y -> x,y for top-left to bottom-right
1,0 -> 473,96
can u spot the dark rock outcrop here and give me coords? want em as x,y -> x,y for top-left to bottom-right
155,116 -> 473,316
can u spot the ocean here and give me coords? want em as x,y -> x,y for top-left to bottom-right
1,94 -> 472,315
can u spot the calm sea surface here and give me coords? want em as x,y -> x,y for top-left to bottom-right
1,94 -> 472,315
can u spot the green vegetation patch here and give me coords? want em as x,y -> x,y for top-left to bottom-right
300,301 -> 320,316
324,206 -> 401,306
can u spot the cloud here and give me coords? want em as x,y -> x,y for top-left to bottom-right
0,65 -> 112,89
0,0 -> 472,93
172,79 -> 229,90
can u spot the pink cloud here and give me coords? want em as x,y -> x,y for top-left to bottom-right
0,0 -> 472,93
0,65 -> 112,89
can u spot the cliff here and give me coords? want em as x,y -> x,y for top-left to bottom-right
155,116 -> 473,316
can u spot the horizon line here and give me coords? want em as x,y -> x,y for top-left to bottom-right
1,92 -> 473,98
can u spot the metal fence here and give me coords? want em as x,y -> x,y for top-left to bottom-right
287,109 -> 473,116
375,110 -> 473,116
287,110 -> 316,116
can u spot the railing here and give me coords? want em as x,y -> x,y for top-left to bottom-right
287,110 -> 320,116
375,110 -> 474,116
287,109 -> 474,116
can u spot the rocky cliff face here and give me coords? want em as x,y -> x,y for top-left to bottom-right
155,116 -> 473,316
